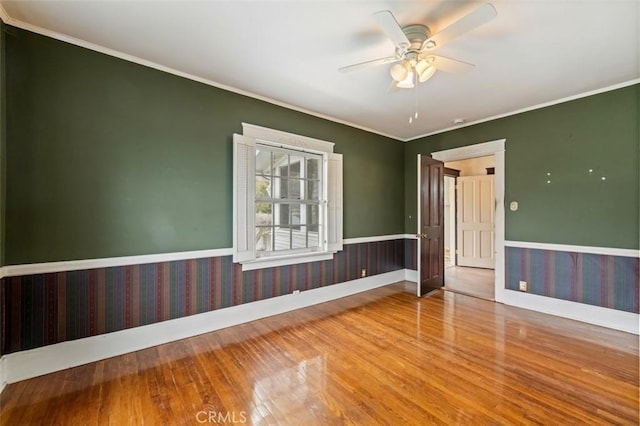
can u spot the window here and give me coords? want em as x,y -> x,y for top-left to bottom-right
255,145 -> 322,254
233,123 -> 343,270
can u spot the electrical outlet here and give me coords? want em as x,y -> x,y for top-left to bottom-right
361,269 -> 367,278
519,281 -> 528,292
292,289 -> 300,295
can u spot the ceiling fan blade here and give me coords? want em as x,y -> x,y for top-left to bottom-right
388,80 -> 400,93
374,10 -> 410,48
425,3 -> 497,49
338,56 -> 399,73
426,55 -> 475,74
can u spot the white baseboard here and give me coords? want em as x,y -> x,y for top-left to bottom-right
405,269 -> 418,283
0,269 -> 409,388
502,289 -> 639,335
0,356 -> 6,394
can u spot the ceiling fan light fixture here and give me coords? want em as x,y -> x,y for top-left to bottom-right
396,71 -> 415,88
416,59 -> 436,82
390,61 -> 409,81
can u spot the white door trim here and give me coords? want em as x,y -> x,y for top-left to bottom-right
431,139 -> 506,302
416,154 -> 422,296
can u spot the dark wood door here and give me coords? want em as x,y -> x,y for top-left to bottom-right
419,155 -> 444,296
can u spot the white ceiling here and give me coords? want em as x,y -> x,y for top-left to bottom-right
1,1 -> 638,141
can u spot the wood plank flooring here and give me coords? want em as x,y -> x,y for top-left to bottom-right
1,283 -> 638,425
445,266 -> 495,300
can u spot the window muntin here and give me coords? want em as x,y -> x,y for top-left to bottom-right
255,144 -> 323,256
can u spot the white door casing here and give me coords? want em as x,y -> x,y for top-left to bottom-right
431,139 -> 505,303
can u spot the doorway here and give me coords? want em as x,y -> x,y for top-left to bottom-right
417,139 -> 506,303
443,155 -> 495,300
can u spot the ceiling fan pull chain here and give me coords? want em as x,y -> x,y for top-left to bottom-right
414,72 -> 419,120
410,67 -> 419,124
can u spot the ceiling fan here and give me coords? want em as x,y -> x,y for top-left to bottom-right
339,3 -> 497,89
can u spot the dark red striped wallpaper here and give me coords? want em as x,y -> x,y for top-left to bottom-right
1,239 -> 414,355
506,247 -> 639,313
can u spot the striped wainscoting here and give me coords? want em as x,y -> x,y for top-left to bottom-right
505,246 -> 639,313
0,239 -> 407,355
404,238 -> 417,271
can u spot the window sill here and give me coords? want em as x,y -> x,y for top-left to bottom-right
240,251 -> 335,271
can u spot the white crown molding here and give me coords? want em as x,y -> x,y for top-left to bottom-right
4,8 -> 635,144
0,269 -> 408,387
407,79 -> 640,142
505,240 -> 640,258
0,13 -> 400,142
502,289 -> 639,335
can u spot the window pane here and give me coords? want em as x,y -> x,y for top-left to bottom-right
292,226 -> 306,249
291,204 -> 301,227
274,152 -> 288,175
256,149 -> 271,176
306,204 -> 319,225
289,157 -> 302,177
274,227 -> 291,250
289,179 -> 301,200
308,226 -> 320,248
255,202 -> 272,226
277,203 -> 289,226
256,227 -> 272,252
256,175 -> 272,198
277,177 -> 287,199
306,180 -> 320,201
250,145 -> 329,258
306,158 -> 319,179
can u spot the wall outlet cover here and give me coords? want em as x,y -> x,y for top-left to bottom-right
519,281 -> 527,291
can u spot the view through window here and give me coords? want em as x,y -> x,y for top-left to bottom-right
255,144 -> 323,255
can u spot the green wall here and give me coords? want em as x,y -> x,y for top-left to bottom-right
4,26 -> 405,264
405,84 -> 640,250
5,23 -> 637,265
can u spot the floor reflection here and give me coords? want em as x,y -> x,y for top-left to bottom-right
251,356 -> 325,423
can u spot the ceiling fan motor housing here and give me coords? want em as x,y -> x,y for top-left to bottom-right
402,24 -> 431,50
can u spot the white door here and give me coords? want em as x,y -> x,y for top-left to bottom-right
457,175 -> 495,269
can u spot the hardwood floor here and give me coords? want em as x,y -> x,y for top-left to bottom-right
1,283 -> 638,425
445,266 -> 495,300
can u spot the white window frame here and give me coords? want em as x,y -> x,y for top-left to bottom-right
233,123 -> 343,271
255,144 -> 324,256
